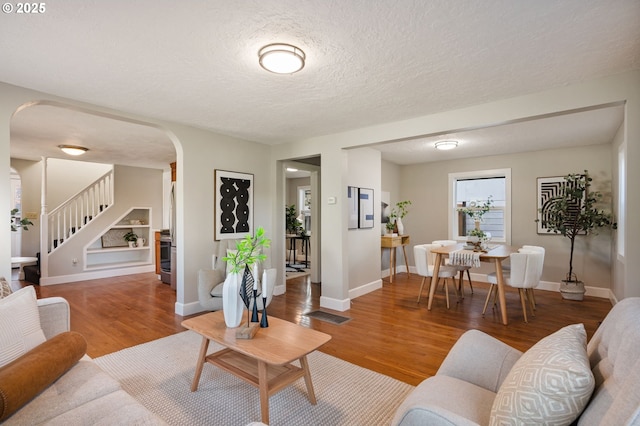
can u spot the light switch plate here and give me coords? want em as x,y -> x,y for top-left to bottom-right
24,212 -> 39,220
327,196 -> 337,204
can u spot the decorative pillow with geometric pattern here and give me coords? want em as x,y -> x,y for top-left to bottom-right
0,277 -> 12,299
489,323 -> 595,426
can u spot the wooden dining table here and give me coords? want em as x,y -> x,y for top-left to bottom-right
427,243 -> 518,325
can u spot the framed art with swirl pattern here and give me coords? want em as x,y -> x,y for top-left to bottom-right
214,169 -> 253,240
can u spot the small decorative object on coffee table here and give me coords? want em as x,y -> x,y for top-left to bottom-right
260,268 -> 269,328
223,227 -> 271,334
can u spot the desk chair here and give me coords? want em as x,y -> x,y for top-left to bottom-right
414,244 -> 458,309
432,240 -> 473,298
483,250 -> 544,322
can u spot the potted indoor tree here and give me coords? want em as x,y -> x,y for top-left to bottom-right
537,170 -> 616,300
285,204 -> 303,236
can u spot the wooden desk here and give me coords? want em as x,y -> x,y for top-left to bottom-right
182,311 -> 331,425
381,234 -> 410,283
427,244 -> 517,325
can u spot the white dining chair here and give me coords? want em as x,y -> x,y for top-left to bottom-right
482,250 -> 544,322
432,240 -> 473,298
414,244 -> 458,309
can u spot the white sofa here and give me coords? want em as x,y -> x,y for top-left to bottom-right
1,293 -> 166,425
392,297 -> 640,425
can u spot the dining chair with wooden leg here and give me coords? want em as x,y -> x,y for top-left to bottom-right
414,244 -> 458,309
432,240 -> 473,298
483,250 -> 544,322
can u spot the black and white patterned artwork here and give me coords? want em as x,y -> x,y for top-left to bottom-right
215,170 -> 253,240
537,175 -> 583,234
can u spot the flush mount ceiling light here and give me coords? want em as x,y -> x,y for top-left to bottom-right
259,43 -> 305,74
434,140 -> 458,151
58,145 -> 89,156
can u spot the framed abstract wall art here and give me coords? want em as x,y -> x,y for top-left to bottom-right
358,187 -> 374,228
214,169 -> 253,240
537,175 -> 585,234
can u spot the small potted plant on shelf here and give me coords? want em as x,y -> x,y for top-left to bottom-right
123,231 -> 138,248
536,170 -> 616,300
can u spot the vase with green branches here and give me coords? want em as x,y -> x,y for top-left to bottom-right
221,227 -> 271,328
388,200 -> 411,234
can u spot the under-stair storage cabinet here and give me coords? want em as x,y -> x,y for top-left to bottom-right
84,208 -> 153,270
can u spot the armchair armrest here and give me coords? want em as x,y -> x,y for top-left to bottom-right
198,268 -> 225,299
37,297 -> 70,340
436,329 -> 522,393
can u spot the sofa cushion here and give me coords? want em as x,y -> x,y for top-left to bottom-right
0,286 -> 46,368
2,359 -> 123,425
0,331 -> 87,422
490,323 -> 594,426
0,277 -> 11,298
392,375 -> 495,425
210,282 -> 224,297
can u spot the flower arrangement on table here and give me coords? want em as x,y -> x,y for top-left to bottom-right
222,227 -> 272,334
458,196 -> 493,249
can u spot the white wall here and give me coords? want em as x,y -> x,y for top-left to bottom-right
46,159 -> 112,209
347,148 -> 382,294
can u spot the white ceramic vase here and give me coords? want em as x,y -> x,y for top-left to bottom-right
396,217 -> 404,235
222,272 -> 244,328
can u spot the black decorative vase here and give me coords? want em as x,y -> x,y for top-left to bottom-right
251,289 -> 259,322
260,296 -> 269,328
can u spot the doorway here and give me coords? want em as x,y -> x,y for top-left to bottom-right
284,156 -> 320,285
10,168 -> 23,257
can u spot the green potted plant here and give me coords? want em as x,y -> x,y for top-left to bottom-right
389,200 -> 411,234
537,170 -> 616,300
285,205 -> 303,236
457,196 -> 493,230
123,231 -> 138,248
222,227 -> 271,328
10,208 -> 33,231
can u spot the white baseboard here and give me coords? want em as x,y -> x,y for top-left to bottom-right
40,265 -> 155,286
349,279 -> 382,300
175,300 -> 203,316
385,266 -> 611,300
320,295 -> 350,312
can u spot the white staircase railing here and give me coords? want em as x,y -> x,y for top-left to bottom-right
46,170 -> 114,253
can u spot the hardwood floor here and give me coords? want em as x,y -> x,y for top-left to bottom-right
20,270 -> 612,386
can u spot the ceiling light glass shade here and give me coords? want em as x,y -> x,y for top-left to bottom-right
434,140 -> 458,150
286,167 -> 299,172
58,145 -> 89,156
259,43 -> 305,74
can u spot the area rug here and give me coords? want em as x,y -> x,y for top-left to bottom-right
95,330 -> 413,426
305,310 -> 352,325
285,269 -> 310,280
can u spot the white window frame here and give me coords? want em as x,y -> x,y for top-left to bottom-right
448,168 -> 511,244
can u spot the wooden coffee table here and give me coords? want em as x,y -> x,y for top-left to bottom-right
181,311 -> 331,425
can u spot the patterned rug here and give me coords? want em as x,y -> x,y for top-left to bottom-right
95,330 -> 413,426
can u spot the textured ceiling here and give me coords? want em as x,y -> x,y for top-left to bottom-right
1,0 -> 638,168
